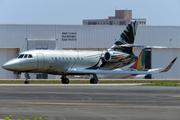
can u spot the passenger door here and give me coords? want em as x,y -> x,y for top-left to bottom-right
37,53 -> 45,70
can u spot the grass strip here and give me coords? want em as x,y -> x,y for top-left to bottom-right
0,80 -> 179,85
144,83 -> 180,86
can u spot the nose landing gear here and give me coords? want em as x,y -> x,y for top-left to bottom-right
24,72 -> 30,84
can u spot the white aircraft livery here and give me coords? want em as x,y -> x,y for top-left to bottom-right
2,21 -> 177,84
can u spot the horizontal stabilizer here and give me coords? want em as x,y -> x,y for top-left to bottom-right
119,44 -> 167,48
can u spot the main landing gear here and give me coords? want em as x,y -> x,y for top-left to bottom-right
90,74 -> 99,84
61,74 -> 99,84
24,72 -> 30,84
61,75 -> 69,84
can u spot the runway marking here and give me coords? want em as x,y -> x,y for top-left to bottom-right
18,102 -> 117,106
170,96 -> 180,97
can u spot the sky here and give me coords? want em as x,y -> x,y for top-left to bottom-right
0,0 -> 180,26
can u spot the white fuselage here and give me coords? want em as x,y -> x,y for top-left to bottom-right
2,49 -> 137,75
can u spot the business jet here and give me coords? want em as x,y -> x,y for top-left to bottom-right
2,21 -> 177,84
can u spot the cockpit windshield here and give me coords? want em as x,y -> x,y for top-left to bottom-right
28,54 -> 33,58
15,54 -> 20,58
24,54 -> 28,58
18,54 -> 24,58
16,54 -> 33,59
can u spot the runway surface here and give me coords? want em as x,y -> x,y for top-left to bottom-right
0,84 -> 180,120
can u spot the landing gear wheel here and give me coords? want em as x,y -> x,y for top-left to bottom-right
24,73 -> 30,84
90,78 -> 97,84
24,80 -> 29,84
61,78 -> 69,84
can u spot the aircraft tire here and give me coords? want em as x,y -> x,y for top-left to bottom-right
61,78 -> 69,84
90,78 -> 97,84
24,81 -> 29,84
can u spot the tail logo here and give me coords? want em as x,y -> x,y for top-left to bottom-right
134,49 -> 146,71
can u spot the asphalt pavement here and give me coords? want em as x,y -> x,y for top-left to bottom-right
0,84 -> 180,120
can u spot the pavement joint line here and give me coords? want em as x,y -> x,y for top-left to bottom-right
18,102 -> 117,105
0,83 -> 145,86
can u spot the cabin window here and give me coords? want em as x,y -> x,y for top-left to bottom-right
24,54 -> 28,58
66,58 -> 68,60
69,58 -> 72,60
81,58 -> 83,61
62,57 -> 65,60
15,54 -> 20,58
74,58 -> 76,61
18,54 -> 24,58
28,54 -> 33,58
59,57 -> 61,60
55,57 -> 58,60
51,57 -> 54,60
77,58 -> 80,61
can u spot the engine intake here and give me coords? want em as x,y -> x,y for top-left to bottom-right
104,51 -> 127,62
104,52 -> 111,62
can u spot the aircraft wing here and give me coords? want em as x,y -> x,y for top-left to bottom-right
67,69 -> 158,75
67,57 -> 177,75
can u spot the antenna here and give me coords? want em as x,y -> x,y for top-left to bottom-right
168,39 -> 172,48
22,38 -> 28,51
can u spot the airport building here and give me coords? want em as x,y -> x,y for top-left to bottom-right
83,10 -> 146,26
0,23 -> 180,79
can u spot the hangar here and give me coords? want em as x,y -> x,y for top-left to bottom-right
0,24 -> 180,79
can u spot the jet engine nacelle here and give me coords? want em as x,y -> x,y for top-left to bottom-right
104,51 -> 127,62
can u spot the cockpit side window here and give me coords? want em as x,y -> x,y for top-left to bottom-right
15,54 -> 20,58
18,54 -> 24,58
24,54 -> 28,58
28,54 -> 33,58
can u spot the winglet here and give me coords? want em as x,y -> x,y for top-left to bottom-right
160,57 -> 177,73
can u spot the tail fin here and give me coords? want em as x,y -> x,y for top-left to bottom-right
130,48 -> 146,71
110,20 -> 138,54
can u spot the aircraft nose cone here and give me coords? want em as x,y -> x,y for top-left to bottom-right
2,59 -> 20,71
